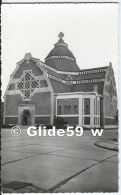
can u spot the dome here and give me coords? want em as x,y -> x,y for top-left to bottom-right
45,32 -> 80,72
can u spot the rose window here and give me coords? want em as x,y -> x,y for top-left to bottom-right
17,71 -> 39,100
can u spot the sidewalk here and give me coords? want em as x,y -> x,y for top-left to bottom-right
95,141 -> 118,151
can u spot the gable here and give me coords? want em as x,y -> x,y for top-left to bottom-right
13,58 -> 43,79
5,54 -> 53,100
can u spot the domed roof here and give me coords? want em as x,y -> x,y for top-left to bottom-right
45,32 -> 80,72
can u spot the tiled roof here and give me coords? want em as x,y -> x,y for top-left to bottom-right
45,68 -> 67,80
49,77 -> 105,95
44,65 -> 108,80
44,37 -> 80,72
72,67 -> 108,80
45,58 -> 80,72
45,38 -> 75,60
47,65 -> 109,95
71,82 -> 105,94
49,78 -> 70,93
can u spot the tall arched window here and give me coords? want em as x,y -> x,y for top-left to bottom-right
74,105 -> 78,114
68,105 -> 71,114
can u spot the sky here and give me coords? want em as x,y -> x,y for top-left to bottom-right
1,3 -> 119,99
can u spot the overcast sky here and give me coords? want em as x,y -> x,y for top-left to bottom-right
1,3 -> 118,99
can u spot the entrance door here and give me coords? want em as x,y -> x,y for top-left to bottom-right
22,110 -> 31,126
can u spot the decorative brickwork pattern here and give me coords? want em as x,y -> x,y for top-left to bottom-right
17,70 -> 39,100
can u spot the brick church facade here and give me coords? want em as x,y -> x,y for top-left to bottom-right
3,33 -> 117,128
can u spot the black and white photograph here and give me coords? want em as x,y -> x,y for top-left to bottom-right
1,1 -> 119,193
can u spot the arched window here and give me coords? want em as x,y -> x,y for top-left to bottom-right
74,105 -> 78,114
68,105 -> 71,114
64,106 -> 68,114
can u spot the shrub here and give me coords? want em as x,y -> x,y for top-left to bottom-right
54,116 -> 67,128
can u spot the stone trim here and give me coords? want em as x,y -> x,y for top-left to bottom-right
54,42 -> 68,47
57,115 -> 79,117
45,55 -> 75,62
11,75 -> 45,84
79,68 -> 107,75
104,125 -> 118,129
5,87 -> 50,96
56,92 -> 101,97
104,116 -> 115,119
66,78 -> 105,85
43,71 -> 54,94
35,115 -> 50,117
48,74 -> 65,84
43,71 -> 54,125
4,115 -> 18,117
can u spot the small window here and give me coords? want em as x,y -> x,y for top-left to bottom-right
74,105 -> 78,114
84,98 -> 90,115
68,105 -> 71,114
58,106 -> 61,115
84,117 -> 90,125
64,106 -> 68,114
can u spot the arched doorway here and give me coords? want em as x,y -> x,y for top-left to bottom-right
22,110 -> 31,126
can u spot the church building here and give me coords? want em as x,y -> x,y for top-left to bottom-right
3,32 -> 117,128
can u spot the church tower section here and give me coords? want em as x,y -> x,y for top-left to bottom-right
103,63 -> 117,128
45,32 -> 80,72
4,53 -> 53,126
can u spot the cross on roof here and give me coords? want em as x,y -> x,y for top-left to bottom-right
58,32 -> 64,39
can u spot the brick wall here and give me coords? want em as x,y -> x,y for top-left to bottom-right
104,95 -> 117,117
104,118 -> 117,125
103,66 -> 117,125
5,92 -> 51,116
5,117 -> 18,124
63,117 -> 78,125
35,117 -> 50,125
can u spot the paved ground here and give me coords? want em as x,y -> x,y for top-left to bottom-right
1,128 -> 118,193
